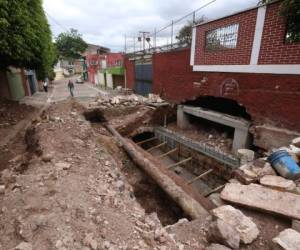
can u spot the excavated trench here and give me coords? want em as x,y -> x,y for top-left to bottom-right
84,109 -> 187,226
84,104 -> 242,223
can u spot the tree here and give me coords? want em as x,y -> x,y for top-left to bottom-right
261,0 -> 300,42
176,17 -> 205,45
55,29 -> 88,60
0,0 -> 57,79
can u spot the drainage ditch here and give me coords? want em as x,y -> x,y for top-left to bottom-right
84,110 -> 188,226
84,106 -> 238,224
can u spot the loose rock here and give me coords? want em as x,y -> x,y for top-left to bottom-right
273,228 -> 300,250
208,219 -> 240,249
260,175 -> 296,191
212,205 -> 259,244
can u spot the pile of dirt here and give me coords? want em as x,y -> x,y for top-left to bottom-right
0,100 -> 207,250
0,98 -> 36,138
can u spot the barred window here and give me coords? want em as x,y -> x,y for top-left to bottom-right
206,24 -> 239,51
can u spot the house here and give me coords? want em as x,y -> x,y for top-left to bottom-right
82,43 -> 110,57
86,52 -> 125,88
124,1 -> 300,151
98,52 -> 125,89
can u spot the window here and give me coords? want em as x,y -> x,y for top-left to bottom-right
206,23 -> 239,51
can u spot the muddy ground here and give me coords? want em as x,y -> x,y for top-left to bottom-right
0,98 -> 290,250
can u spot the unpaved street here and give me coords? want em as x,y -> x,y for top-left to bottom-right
0,79 -> 293,250
0,81 -> 208,250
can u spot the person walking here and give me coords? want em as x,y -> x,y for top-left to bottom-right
43,79 -> 48,92
68,79 -> 75,97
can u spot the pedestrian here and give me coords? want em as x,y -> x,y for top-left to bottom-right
68,79 -> 75,97
43,79 -> 48,92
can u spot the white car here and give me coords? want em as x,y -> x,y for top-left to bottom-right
76,77 -> 84,84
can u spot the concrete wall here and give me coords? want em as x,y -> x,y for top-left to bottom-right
106,73 -> 113,89
6,68 -> 25,101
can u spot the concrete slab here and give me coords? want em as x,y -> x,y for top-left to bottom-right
221,183 -> 300,220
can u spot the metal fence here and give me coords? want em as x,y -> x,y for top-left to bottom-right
124,0 -> 217,54
206,23 -> 239,51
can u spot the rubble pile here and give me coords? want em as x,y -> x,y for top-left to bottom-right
207,137 -> 300,249
89,93 -> 167,109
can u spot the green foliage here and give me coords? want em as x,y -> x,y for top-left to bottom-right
55,29 -> 88,60
0,0 -> 58,79
261,0 -> 300,43
176,17 -> 205,45
176,22 -> 193,45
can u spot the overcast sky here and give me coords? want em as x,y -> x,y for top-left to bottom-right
43,0 -> 259,52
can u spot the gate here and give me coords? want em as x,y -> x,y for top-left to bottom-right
28,75 -> 36,95
135,60 -> 152,96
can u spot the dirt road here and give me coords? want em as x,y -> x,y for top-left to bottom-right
0,79 -> 209,249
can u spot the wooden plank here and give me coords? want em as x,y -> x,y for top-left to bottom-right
167,157 -> 192,169
147,142 -> 167,152
221,183 -> 300,220
188,169 -> 213,185
136,137 -> 156,145
157,148 -> 177,158
204,184 -> 226,197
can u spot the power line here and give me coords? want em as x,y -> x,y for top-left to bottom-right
45,11 -> 69,32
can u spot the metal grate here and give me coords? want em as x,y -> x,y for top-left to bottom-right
206,23 -> 239,51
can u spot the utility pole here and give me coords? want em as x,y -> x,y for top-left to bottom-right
154,28 -> 156,48
124,34 -> 127,53
171,20 -> 174,47
138,31 -> 150,52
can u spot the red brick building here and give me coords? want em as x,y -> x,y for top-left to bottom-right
125,1 -> 300,150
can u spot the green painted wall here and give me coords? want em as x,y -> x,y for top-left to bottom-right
104,67 -> 124,75
6,70 -> 25,101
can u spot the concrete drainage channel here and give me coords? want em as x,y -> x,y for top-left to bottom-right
132,128 -> 234,198
84,109 -> 188,226
84,106 -> 240,223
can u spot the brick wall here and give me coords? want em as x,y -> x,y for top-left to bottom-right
194,8 -> 257,65
150,49 -> 300,131
258,2 -> 300,64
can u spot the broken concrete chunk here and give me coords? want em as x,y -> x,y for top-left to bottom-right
292,220 -> 300,233
273,228 -> 300,250
235,161 -> 276,184
292,137 -> 300,148
260,175 -> 296,192
221,183 -> 300,220
208,219 -> 240,249
212,205 -> 259,244
205,243 -> 231,250
15,242 -> 33,250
